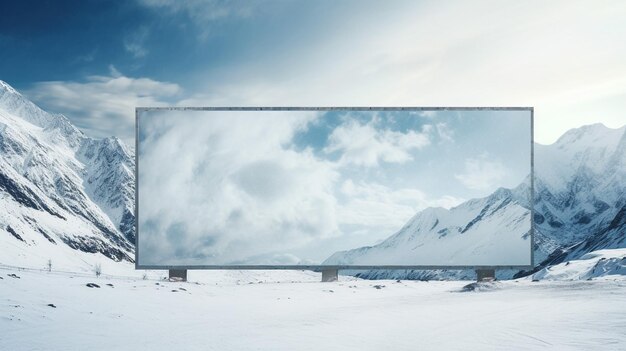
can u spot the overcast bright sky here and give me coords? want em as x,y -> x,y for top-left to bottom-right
1,0 -> 624,146
137,109 -> 530,265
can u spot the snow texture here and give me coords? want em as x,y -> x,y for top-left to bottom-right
532,248 -> 626,280
1,265 -> 625,351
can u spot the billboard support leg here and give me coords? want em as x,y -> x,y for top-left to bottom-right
169,269 -> 187,282
476,269 -> 495,282
321,269 -> 338,282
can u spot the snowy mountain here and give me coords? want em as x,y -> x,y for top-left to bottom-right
528,124 -> 626,273
0,80 -> 135,270
324,187 -> 531,267
1,79 -> 623,279
326,123 -> 626,279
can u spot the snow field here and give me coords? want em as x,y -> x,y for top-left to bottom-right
2,267 -> 625,351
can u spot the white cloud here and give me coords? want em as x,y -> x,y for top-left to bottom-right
435,122 -> 454,143
338,179 -> 464,231
324,117 -> 430,167
419,111 -> 437,118
72,48 -> 97,64
124,27 -> 149,58
455,154 -> 507,191
183,0 -> 626,144
138,110 -> 341,265
138,0 -> 255,39
26,66 -> 181,145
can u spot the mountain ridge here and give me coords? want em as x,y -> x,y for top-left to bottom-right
326,122 -> 625,279
0,80 -> 623,278
0,80 -> 135,269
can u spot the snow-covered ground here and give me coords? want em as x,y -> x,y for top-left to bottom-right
532,248 -> 626,280
2,266 -> 625,351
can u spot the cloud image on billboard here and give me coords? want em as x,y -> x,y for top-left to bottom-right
136,109 -> 532,267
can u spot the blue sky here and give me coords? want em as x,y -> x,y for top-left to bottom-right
1,0 -> 625,145
137,109 -> 530,264
0,1 -> 351,87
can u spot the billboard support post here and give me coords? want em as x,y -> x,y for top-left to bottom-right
322,269 -> 338,282
476,269 -> 496,282
169,269 -> 187,282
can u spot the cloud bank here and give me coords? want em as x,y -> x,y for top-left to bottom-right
26,66 -> 180,145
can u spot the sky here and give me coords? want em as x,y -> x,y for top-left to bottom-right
137,109 -> 530,265
0,0 -> 625,146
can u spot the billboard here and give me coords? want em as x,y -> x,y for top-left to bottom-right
136,108 -> 533,269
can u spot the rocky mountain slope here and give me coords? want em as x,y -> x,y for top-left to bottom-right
326,123 -> 625,279
526,123 -> 626,275
0,80 -> 135,270
324,186 -> 532,267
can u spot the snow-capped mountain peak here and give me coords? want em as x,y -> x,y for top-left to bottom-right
0,80 -> 84,148
0,81 -> 135,270
536,123 -> 625,191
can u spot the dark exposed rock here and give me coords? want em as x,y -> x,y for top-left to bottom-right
461,204 -> 491,234
6,225 -> 24,242
119,209 -> 136,244
460,281 -> 500,292
21,216 -> 57,244
36,228 -> 56,244
429,219 -> 439,231
60,235 -> 132,262
0,171 -> 65,220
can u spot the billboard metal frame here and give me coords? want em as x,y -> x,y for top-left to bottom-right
135,107 -> 534,271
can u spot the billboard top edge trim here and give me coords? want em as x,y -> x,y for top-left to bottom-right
135,106 -> 534,112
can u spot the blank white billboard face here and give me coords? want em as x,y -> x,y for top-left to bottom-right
136,108 -> 532,268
